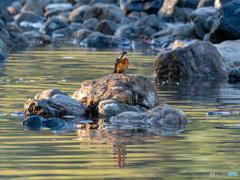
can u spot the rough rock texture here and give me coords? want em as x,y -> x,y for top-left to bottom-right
120,0 -> 163,15
110,104 -> 189,125
214,40 -> 240,71
72,74 -> 159,114
24,89 -> 89,117
84,3 -> 125,23
228,67 -> 240,82
209,0 -> 240,44
82,18 -> 98,30
21,0 -> 50,15
98,100 -> 142,117
154,41 -> 228,78
43,17 -> 69,36
96,19 -> 118,35
172,7 -> 194,23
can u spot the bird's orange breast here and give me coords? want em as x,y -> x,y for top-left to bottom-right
116,58 -> 129,73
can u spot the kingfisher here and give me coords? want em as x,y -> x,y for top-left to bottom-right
113,52 -> 129,74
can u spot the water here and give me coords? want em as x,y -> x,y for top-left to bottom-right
0,46 -> 240,179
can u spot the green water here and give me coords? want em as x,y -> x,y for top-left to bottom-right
0,46 -> 240,179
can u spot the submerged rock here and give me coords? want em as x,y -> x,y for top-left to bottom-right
98,100 -> 142,117
154,41 -> 228,78
24,89 -> 89,117
110,104 -> 189,125
72,74 -> 159,114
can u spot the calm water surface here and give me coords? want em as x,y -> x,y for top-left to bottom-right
0,46 -> 240,179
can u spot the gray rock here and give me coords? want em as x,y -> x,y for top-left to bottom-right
84,3 -> 125,23
70,22 -> 82,31
190,6 -> 219,21
43,17 -> 69,36
197,0 -> 215,8
98,100 -> 142,117
45,3 -> 73,12
35,89 -> 69,100
114,24 -> 137,40
204,15 -> 217,32
128,11 -> 147,19
69,5 -> 90,23
134,14 -> 163,31
21,0 -> 50,15
90,0 -> 118,5
143,27 -> 157,36
154,41 -> 228,78
203,33 -> 210,41
0,38 -> 7,58
8,30 -> 29,50
173,7 -> 194,23
214,0 -> 234,8
0,3 -> 13,23
228,67 -> 240,82
110,104 -> 189,125
193,16 -> 207,39
120,16 -> 139,25
44,9 -> 63,18
132,39 -> 151,50
22,115 -> 47,127
72,28 -> 94,43
96,19 -> 118,35
82,18 -> 98,30
214,40 -> 240,71
52,27 -> 73,38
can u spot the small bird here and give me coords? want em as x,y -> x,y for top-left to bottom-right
113,52 -> 129,74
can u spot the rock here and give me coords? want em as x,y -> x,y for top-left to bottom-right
214,0 -> 234,8
7,6 -> 20,16
57,12 -> 71,24
172,39 -> 200,49
134,14 -> 163,31
21,0 -> 50,15
80,33 -> 131,48
15,12 -> 42,32
44,9 -> 63,18
43,17 -> 69,36
204,15 -> 217,32
119,0 -> 163,15
0,3 -> 13,23
24,92 -> 89,117
160,0 -> 178,14
89,0 -> 118,5
172,7 -> 194,23
45,3 -> 73,12
190,6 -> 219,21
84,3 -> 125,23
132,39 -> 151,50
110,104 -> 189,125
35,89 -> 69,100
52,27 -> 73,38
203,33 -> 210,41
151,39 -> 174,49
209,0 -> 240,44
154,41 -> 228,78
198,0 -> 215,8
114,24 -> 139,40
228,67 -> 240,82
98,100 -> 142,117
96,19 -> 118,35
193,16 -> 207,39
22,115 -> 47,128
0,38 -> 7,58
72,74 -> 159,114
69,5 -> 90,23
82,18 -> 98,30
214,40 -> 240,71
72,28 -> 94,43
129,11 -> 147,19
143,27 -> 157,37
176,0 -> 201,9
70,22 -> 82,31
8,30 -> 29,50
23,30 -> 51,45
152,23 -> 197,40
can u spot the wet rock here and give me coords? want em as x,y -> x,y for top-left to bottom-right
7,30 -> 29,51
214,40 -> 240,71
21,0 -> 50,15
152,23 -> 197,40
172,7 -> 194,23
45,3 -> 73,12
15,12 -> 42,32
24,89 -> 89,117
204,15 -> 217,33
172,39 -> 200,49
119,0 -> 163,15
0,38 -> 7,58
134,14 -> 163,32
69,5 -> 90,23
72,74 -> 159,114
96,19 -> 118,35
43,17 -> 69,36
82,18 -> 98,30
72,28 -> 94,43
84,3 -> 125,23
23,30 -> 51,45
207,111 -> 231,115
22,115 -> 47,127
80,33 -> 131,48
110,104 -> 189,125
52,27 -> 73,38
114,24 -> 139,40
132,39 -> 151,50
209,0 -> 240,44
193,16 -> 207,39
198,0 -> 215,8
98,100 -> 142,117
228,67 -> 240,82
154,41 -> 228,78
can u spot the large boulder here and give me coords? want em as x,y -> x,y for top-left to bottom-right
72,74 -> 159,114
82,18 -> 98,31
21,0 -> 50,15
120,0 -> 163,15
43,17 -> 69,36
69,5 -> 90,23
24,89 -> 89,117
134,14 -> 163,32
84,3 -> 125,23
209,0 -> 240,44
96,19 -> 118,35
98,100 -> 142,117
214,40 -> 240,71
72,28 -> 94,43
154,41 -> 228,78
110,104 -> 189,125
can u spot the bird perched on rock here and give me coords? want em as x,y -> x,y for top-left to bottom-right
113,52 -> 129,74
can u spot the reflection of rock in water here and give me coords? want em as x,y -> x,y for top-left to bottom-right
154,77 -> 228,102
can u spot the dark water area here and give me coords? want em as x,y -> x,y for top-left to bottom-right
0,46 -> 240,179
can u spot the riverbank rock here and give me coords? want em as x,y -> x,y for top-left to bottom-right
214,40 -> 240,71
82,18 -> 98,30
209,0 -> 240,43
110,104 -> 189,125
154,41 -> 228,78
69,5 -> 90,22
24,89 -> 89,117
21,0 -> 50,16
98,100 -> 142,117
120,0 -> 163,15
84,3 -> 125,23
172,39 -> 200,49
228,67 -> 240,82
197,0 -> 215,8
214,0 -> 234,8
43,17 -> 69,36
72,74 -> 159,114
172,7 -> 194,23
96,19 -> 118,35
134,14 -> 163,32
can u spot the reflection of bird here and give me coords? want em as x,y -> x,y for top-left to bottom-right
113,52 -> 129,74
